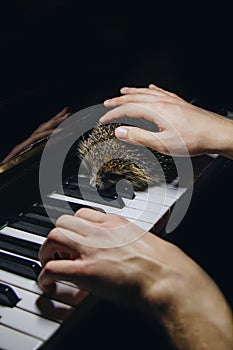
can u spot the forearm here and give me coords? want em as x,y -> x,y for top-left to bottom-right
143,269 -> 233,350
157,300 -> 233,350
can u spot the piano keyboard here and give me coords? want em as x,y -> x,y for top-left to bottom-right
0,153 -> 222,350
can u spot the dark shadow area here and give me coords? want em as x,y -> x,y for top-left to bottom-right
1,2 -> 232,159
0,2 -> 232,349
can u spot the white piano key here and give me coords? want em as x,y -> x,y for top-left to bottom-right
0,324 -> 43,350
48,192 -> 121,214
1,226 -> 46,245
134,185 -> 187,208
0,269 -> 88,307
0,305 -> 60,341
206,153 -> 218,158
143,183 -> 187,198
8,283 -> 75,322
166,184 -> 187,194
0,269 -> 42,294
124,197 -> 169,213
134,190 -> 177,207
49,192 -> 169,224
129,219 -> 152,232
118,206 -> 168,224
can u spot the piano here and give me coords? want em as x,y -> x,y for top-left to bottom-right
0,103 -> 232,350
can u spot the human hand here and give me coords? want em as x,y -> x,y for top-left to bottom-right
37,208 -> 233,349
1,106 -> 71,163
38,208 -> 152,306
100,84 -> 233,158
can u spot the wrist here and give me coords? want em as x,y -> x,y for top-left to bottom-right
141,260 -> 233,350
207,115 -> 233,159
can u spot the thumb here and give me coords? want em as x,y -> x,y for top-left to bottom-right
115,126 -> 167,153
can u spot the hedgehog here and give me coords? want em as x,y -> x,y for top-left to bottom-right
76,123 -> 177,193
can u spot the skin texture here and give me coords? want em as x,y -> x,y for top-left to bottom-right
101,84 -> 233,159
38,209 -> 233,350
38,85 -> 233,349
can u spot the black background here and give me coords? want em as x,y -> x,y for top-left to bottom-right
0,2 -> 232,159
0,2 -> 232,349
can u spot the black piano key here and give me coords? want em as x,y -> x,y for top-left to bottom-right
0,282 -> 21,307
0,251 -> 41,280
32,203 -> 72,219
63,183 -> 125,209
9,220 -> 51,237
30,204 -> 57,216
0,234 -> 40,260
30,203 -> 67,221
20,212 -> 54,229
32,198 -> 105,218
157,154 -> 178,184
69,179 -> 136,200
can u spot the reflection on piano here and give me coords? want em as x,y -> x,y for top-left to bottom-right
0,105 -> 232,350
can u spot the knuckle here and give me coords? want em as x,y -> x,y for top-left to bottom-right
155,100 -> 170,111
43,260 -> 56,275
75,207 -> 87,216
47,227 -> 60,241
82,259 -> 96,276
120,216 -> 130,225
55,214 -> 68,226
169,92 -> 178,98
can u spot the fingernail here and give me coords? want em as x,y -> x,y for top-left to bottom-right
54,128 -> 62,134
115,127 -> 127,139
121,87 -> 128,92
104,99 -> 111,104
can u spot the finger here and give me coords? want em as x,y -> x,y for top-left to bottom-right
74,208 -> 107,223
38,259 -> 85,293
30,129 -> 54,140
56,215 -> 89,236
104,92 -> 167,107
100,103 -> 165,126
114,126 -> 167,152
1,130 -> 54,161
121,86 -> 183,100
120,86 -> 169,97
35,113 -> 71,132
104,86 -> 173,107
52,112 -> 71,121
149,83 -> 185,101
149,83 -> 167,92
51,106 -> 69,119
39,228 -> 80,266
76,209 -> 130,228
